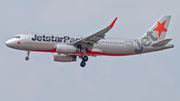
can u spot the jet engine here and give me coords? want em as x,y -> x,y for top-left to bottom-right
56,44 -> 80,54
53,53 -> 77,62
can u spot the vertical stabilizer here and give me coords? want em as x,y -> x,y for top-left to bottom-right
140,15 -> 171,42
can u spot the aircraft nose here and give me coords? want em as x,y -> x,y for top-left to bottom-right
6,39 -> 14,47
6,40 -> 10,47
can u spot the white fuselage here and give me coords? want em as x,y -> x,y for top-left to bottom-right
6,33 -> 173,56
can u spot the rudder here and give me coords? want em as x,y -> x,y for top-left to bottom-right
140,15 -> 171,42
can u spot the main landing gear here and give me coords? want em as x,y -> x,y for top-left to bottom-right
80,48 -> 89,67
25,50 -> 30,61
80,55 -> 89,67
80,61 -> 86,67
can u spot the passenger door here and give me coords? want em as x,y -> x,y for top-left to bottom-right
26,34 -> 32,43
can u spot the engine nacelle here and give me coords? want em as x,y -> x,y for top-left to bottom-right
53,53 -> 77,62
56,44 -> 80,54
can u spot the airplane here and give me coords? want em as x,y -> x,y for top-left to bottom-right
6,15 -> 174,67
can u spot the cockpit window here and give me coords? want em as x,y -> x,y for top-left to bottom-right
14,36 -> 20,38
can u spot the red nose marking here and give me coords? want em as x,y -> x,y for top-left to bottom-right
17,42 -> 20,44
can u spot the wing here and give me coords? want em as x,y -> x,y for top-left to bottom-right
72,17 -> 118,51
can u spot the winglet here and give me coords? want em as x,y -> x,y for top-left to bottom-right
109,17 -> 118,27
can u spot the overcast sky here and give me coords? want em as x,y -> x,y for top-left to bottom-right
0,0 -> 180,101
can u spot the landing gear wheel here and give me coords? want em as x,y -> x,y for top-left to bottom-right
25,56 -> 29,61
83,55 -> 88,62
80,61 -> 86,67
25,50 -> 30,61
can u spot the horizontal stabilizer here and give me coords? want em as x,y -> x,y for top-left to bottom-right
151,39 -> 172,47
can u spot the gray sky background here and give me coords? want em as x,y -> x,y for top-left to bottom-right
0,0 -> 180,101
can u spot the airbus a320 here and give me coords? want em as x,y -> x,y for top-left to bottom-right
6,15 -> 174,67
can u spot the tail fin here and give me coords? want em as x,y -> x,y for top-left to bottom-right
140,15 -> 171,42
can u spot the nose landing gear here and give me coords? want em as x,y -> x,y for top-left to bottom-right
25,56 -> 29,60
25,50 -> 30,61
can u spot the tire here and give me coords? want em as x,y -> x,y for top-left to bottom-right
82,55 -> 88,62
80,61 -> 86,67
25,57 -> 29,61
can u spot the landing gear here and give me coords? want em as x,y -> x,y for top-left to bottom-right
80,61 -> 86,67
25,50 -> 30,61
80,55 -> 88,67
80,48 -> 89,67
83,55 -> 88,62
25,56 -> 29,60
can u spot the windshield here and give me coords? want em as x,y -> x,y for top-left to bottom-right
14,36 -> 20,38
